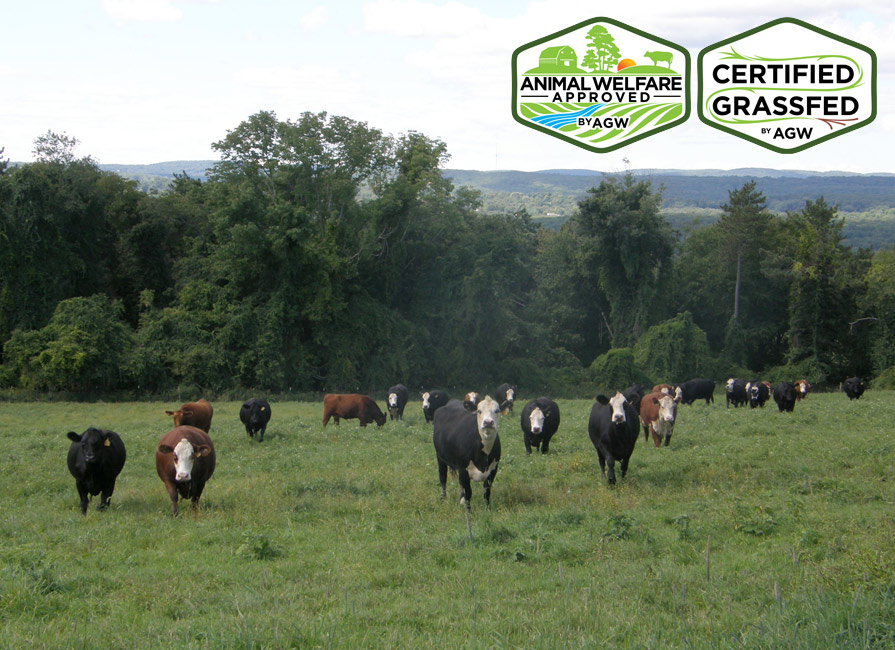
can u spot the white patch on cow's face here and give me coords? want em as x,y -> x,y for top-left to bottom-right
476,396 -> 501,453
674,386 -> 683,402
660,386 -> 671,395
465,392 -> 478,405
609,392 -> 627,423
506,388 -> 515,403
657,395 -> 677,423
726,378 -> 735,391
466,459 -> 498,482
172,438 -> 196,482
421,392 -> 430,409
388,392 -> 398,408
529,406 -> 545,435
798,383 -> 807,395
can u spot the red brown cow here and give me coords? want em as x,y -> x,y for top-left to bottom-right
322,394 -> 386,427
155,426 -> 216,516
165,399 -> 213,433
639,391 -> 681,447
794,379 -> 811,401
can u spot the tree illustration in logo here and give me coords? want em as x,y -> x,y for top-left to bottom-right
584,25 -> 620,72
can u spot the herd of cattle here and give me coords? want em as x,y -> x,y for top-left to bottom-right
65,376 -> 869,515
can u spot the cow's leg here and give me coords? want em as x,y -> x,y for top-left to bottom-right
482,464 -> 498,508
258,424 -> 265,442
437,460 -> 448,500
98,482 -> 115,510
458,470 -> 472,509
597,452 -> 607,478
76,481 -> 89,515
651,425 -> 661,447
524,435 -> 532,455
245,425 -> 254,438
605,456 -> 617,485
619,455 -> 630,479
663,434 -> 671,447
190,482 -> 206,512
540,438 -> 550,454
165,483 -> 180,516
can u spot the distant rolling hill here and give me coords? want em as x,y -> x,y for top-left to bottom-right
98,162 -> 895,248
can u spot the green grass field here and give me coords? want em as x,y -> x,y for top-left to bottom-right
1,394 -> 894,648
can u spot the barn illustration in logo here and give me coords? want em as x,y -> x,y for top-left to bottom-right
512,18 -> 690,153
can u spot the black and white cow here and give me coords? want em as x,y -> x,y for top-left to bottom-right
842,377 -> 866,400
386,384 -> 409,421
677,378 -> 715,405
66,428 -> 127,514
587,392 -> 639,485
421,390 -> 450,423
432,396 -> 502,509
725,378 -> 747,408
463,391 -> 482,411
520,397 -> 561,455
746,380 -> 770,408
239,398 -> 271,441
772,381 -> 797,412
495,383 -> 515,413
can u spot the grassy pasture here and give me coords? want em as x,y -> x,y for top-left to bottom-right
1,394 -> 894,649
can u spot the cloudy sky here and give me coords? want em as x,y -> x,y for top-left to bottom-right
2,0 -> 893,173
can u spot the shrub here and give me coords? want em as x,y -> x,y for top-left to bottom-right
633,311 -> 712,382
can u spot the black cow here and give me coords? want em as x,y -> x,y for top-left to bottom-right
842,377 -> 866,400
433,396 -> 502,509
678,378 -> 715,405
422,390 -> 450,423
726,378 -> 747,408
66,428 -> 127,514
240,398 -> 271,441
495,383 -> 516,413
386,384 -> 409,421
747,381 -> 770,408
773,382 -> 797,412
520,397 -> 561,455
622,384 -> 645,413
587,392 -> 639,485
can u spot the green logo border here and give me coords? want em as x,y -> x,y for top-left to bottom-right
697,17 -> 877,154
511,17 -> 691,154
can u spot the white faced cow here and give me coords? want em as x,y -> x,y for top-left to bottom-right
432,396 -> 503,509
587,391 -> 639,485
639,391 -> 680,447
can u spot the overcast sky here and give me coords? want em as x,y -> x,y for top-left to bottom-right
2,1 -> 893,173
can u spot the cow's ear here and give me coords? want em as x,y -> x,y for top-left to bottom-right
260,406 -> 265,412
194,445 -> 211,458
67,431 -> 81,442
104,438 -> 111,447
158,444 -> 174,454
165,410 -> 175,416
652,397 -> 660,405
181,410 -> 194,417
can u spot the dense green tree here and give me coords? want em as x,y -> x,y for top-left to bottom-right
785,198 -> 871,381
570,173 -> 675,348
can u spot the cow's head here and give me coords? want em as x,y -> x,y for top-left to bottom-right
475,396 -> 501,452
388,392 -> 398,409
464,392 -> 480,408
528,406 -> 545,435
609,391 -> 628,424
421,392 -> 430,410
653,393 -> 679,423
158,437 -> 211,482
165,408 -> 193,428
726,378 -> 736,392
67,428 -> 110,464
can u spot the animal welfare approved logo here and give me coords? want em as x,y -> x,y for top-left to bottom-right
698,18 -> 877,153
511,17 -> 690,153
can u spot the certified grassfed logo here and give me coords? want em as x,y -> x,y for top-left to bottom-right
512,18 -> 690,153
698,18 -> 877,152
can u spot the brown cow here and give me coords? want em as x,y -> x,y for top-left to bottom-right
794,379 -> 811,401
155,426 -> 216,516
322,394 -> 386,427
639,391 -> 680,447
165,399 -> 213,432
651,384 -> 674,395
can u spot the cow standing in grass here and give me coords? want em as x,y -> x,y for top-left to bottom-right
587,392 -> 639,485
433,396 -> 502,509
520,397 -> 560,455
66,428 -> 126,514
156,426 -> 215,516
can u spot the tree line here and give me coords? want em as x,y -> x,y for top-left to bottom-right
1,112 -> 893,398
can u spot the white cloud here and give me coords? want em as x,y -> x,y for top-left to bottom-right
301,6 -> 329,30
103,0 -> 182,22
362,0 -> 490,37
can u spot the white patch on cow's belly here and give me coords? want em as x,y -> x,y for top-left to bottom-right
466,459 -> 497,482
